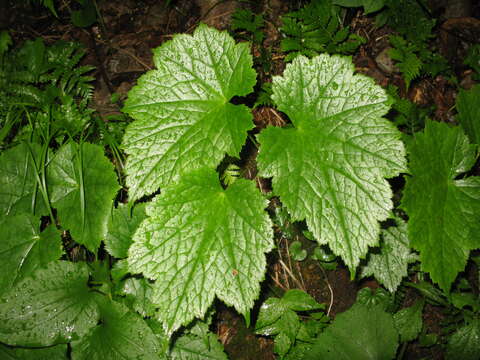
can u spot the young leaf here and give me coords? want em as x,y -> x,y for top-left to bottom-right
105,203 -> 147,258
306,303 -> 398,360
48,142 -> 120,252
0,343 -> 67,359
401,120 -> 480,293
128,167 -> 273,336
393,300 -> 424,343
0,214 -> 62,296
446,318 -> 480,360
257,54 -> 406,274
71,300 -> 160,360
457,84 -> 480,145
0,261 -> 99,347
122,24 -> 256,201
120,277 -> 156,317
0,143 -> 47,216
170,321 -> 228,360
361,218 -> 418,292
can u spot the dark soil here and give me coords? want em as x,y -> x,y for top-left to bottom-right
2,0 -> 479,359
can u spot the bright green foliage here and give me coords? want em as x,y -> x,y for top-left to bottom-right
0,143 -> 46,216
27,0 -> 58,17
307,303 -> 398,360
457,85 -> 480,145
122,24 -> 256,201
105,203 -> 147,258
280,0 -> 365,62
289,240 -> 307,261
257,54 -> 406,273
231,8 -> 265,44
0,214 -> 62,296
0,343 -> 67,359
0,261 -> 100,347
119,278 -> 156,317
446,318 -> 480,360
402,120 -> 480,293
256,289 -> 327,359
361,219 -> 418,292
332,0 -> 385,14
393,300 -> 424,343
71,300 -> 160,360
48,142 -> 120,252
389,36 -> 422,89
169,321 -> 228,360
128,167 -> 273,336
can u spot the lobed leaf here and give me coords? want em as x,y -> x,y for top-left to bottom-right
128,167 -> 273,336
122,24 -> 256,201
401,120 -> 480,293
257,54 -> 406,273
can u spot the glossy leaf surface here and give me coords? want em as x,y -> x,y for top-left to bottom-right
257,54 -> 406,272
128,168 -> 273,336
0,261 -> 99,347
0,214 -> 62,296
122,24 -> 256,201
71,300 -> 160,360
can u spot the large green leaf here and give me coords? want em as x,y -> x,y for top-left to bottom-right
71,300 -> 160,360
0,214 -> 62,296
105,203 -> 146,258
128,168 -> 273,335
122,24 -> 256,201
361,218 -> 418,292
257,54 -> 406,273
48,142 -> 120,252
457,84 -> 480,145
0,261 -> 99,347
307,304 -> 398,360
0,143 -> 46,216
0,344 -> 67,359
401,120 -> 480,292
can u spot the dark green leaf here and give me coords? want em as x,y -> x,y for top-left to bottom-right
0,261 -> 99,347
307,304 -> 398,360
402,120 -> 480,292
48,142 -> 120,252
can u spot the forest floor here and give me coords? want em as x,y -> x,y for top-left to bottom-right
3,0 -> 480,359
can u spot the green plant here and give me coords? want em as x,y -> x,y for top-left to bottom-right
386,84 -> 431,134
280,0 -> 365,61
1,21 -> 480,359
231,8 -> 265,44
464,44 -> 480,80
255,289 -> 327,359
